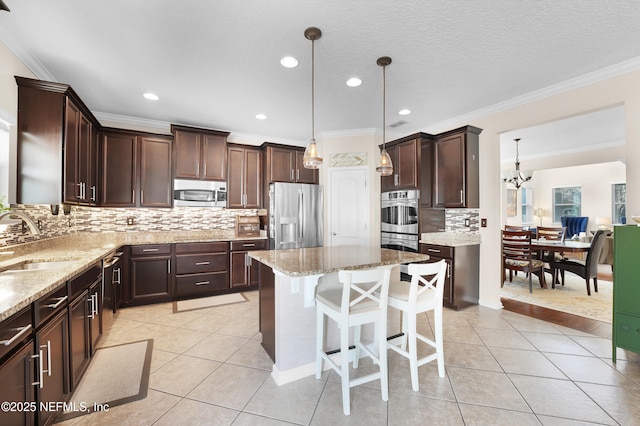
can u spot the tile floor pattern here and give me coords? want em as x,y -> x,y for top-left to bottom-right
57,291 -> 640,426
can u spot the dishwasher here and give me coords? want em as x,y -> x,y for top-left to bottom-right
102,251 -> 123,335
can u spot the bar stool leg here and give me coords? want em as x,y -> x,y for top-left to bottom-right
340,324 -> 351,415
315,309 -> 324,379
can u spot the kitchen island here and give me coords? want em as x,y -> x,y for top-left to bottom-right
249,245 -> 428,385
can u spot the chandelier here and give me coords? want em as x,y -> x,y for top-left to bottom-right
302,27 -> 323,169
502,138 -> 532,190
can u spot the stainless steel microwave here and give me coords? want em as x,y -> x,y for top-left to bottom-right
173,179 -> 226,207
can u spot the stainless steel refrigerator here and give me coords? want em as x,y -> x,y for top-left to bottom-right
269,182 -> 323,250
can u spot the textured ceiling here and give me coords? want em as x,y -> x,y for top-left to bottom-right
1,0 -> 639,150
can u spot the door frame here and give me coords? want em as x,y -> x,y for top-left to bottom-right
327,166 -> 370,246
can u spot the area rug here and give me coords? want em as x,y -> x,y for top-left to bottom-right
501,274 -> 612,323
173,292 -> 247,313
56,339 -> 153,422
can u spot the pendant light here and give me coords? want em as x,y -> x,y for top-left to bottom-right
302,27 -> 323,169
376,56 -> 393,176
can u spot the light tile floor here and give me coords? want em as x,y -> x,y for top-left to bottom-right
59,291 -> 640,425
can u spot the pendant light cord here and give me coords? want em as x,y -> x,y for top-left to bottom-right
311,37 -> 315,141
382,62 -> 386,150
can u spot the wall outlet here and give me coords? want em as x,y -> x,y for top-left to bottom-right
464,218 -> 470,227
481,218 -> 487,227
126,217 -> 135,226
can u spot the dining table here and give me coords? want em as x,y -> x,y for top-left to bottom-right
530,238 -> 591,288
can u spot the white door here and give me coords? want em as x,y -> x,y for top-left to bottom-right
328,167 -> 369,246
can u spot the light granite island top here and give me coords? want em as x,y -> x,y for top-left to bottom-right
249,245 -> 428,385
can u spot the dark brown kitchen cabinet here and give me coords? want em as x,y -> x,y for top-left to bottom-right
227,144 -> 262,208
261,143 -> 318,185
0,340 -> 35,426
433,126 -> 481,208
128,244 -> 173,305
36,309 -> 69,426
89,280 -> 102,356
100,130 -> 173,208
175,242 -> 229,297
419,243 -> 479,310
380,138 -> 422,192
230,239 -> 267,289
15,76 -> 100,205
171,125 -> 229,181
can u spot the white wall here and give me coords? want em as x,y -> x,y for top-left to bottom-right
505,161 -> 626,232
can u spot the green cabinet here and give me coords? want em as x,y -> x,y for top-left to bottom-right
613,225 -> 640,361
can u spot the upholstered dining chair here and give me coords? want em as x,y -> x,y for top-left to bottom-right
504,225 -> 531,276
315,266 -> 392,416
502,229 -> 546,293
536,226 -> 567,285
386,260 -> 447,392
551,229 -> 612,295
561,216 -> 589,238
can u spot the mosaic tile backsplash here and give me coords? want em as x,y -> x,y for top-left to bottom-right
0,205 -> 263,247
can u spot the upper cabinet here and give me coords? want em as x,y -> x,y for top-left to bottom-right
171,125 -> 228,181
227,144 -> 261,209
261,143 -> 318,185
433,126 -> 481,208
380,135 -> 432,193
100,129 -> 173,208
16,76 -> 100,205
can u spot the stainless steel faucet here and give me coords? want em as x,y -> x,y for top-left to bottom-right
0,210 -> 41,235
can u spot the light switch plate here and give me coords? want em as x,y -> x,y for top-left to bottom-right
481,218 -> 487,227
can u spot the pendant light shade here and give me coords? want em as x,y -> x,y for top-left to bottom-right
303,27 -> 323,169
376,56 -> 393,176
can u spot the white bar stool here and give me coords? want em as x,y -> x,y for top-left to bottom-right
315,266 -> 392,416
387,260 -> 447,391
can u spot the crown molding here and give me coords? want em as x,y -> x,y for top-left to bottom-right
0,28 -> 56,81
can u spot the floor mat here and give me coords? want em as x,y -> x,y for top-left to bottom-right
173,292 -> 247,313
55,339 -> 153,422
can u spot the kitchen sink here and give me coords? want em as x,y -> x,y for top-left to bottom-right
0,260 -> 79,274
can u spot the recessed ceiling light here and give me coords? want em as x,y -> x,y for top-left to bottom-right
143,93 -> 159,101
280,56 -> 299,68
399,109 -> 411,115
346,77 -> 362,87
255,113 -> 267,120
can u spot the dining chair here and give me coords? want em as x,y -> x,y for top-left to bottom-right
386,260 -> 447,392
502,229 -> 546,293
536,226 -> 567,285
503,225 -> 531,276
551,229 -> 612,295
315,266 -> 391,416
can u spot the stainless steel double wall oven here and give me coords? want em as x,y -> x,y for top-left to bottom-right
381,189 -> 419,253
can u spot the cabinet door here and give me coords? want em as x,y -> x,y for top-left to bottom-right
380,144 -> 398,192
77,114 -> 93,205
230,251 -> 249,288
139,136 -> 172,207
89,282 -> 101,356
37,310 -> 69,426
63,99 -> 81,204
295,150 -> 319,183
267,146 -> 294,183
130,256 -> 172,304
244,148 -> 262,208
101,132 -> 137,207
419,140 -> 433,207
69,291 -> 90,391
202,133 -> 227,181
174,130 -> 201,179
434,133 -> 465,207
227,146 -> 245,208
396,139 -> 418,189
0,341 -> 35,426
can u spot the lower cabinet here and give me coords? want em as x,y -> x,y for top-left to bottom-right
175,242 -> 229,297
419,243 -> 479,310
128,244 -> 173,305
68,290 -> 90,391
230,240 -> 267,289
0,340 -> 36,426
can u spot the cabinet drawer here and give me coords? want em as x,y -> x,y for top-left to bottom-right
420,244 -> 454,259
34,283 -> 69,328
0,306 -> 32,362
131,244 -> 172,256
230,239 -> 267,251
69,262 -> 102,299
615,313 -> 640,351
175,272 -> 228,296
175,241 -> 228,254
176,253 -> 228,274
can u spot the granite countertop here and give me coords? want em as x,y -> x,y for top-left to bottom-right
420,232 -> 481,247
0,231 -> 267,322
248,245 -> 429,277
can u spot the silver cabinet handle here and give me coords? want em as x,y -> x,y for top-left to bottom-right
195,281 -> 210,286
1,324 -> 32,346
77,182 -> 83,199
42,340 -> 52,377
113,267 -> 121,285
47,296 -> 68,309
196,162 -> 199,176
290,169 -> 294,181
141,190 -> 144,204
143,248 -> 159,252
93,293 -> 99,318
427,248 -> 441,253
91,185 -> 96,201
33,349 -> 44,389
296,169 -> 300,181
88,295 -> 95,319
195,261 -> 210,266
167,259 -> 171,274
460,189 -> 464,204
394,174 -> 399,186
243,243 -> 256,248
203,164 -> 207,177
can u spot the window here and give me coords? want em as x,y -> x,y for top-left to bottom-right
521,187 -> 533,223
612,183 -> 626,224
552,186 -> 581,222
